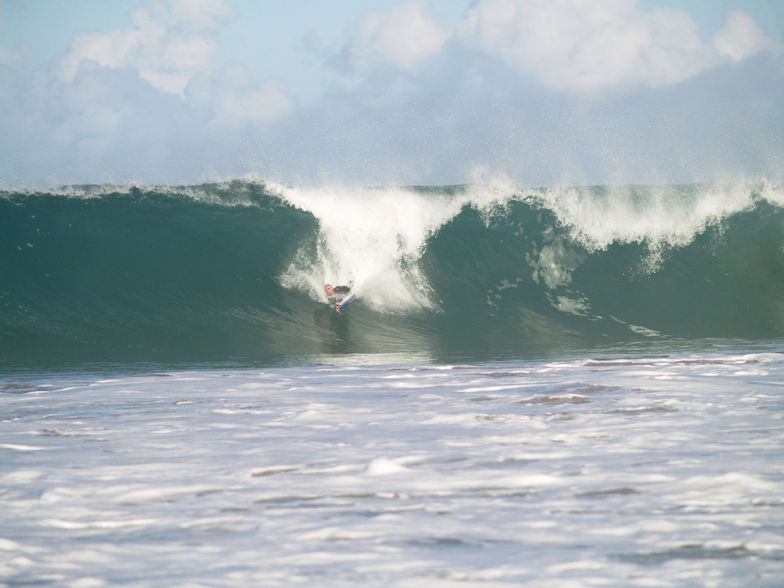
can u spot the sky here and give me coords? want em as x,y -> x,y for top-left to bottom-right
1,0 -> 783,187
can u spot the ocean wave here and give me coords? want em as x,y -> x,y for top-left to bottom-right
1,179 -> 782,367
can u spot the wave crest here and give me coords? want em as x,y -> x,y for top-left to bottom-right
1,178 -> 782,367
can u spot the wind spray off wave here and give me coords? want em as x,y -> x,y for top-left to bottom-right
1,179 -> 783,368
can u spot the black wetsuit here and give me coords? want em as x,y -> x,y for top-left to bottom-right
328,285 -> 351,306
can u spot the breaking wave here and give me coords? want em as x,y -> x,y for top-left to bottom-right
2,179 -> 783,368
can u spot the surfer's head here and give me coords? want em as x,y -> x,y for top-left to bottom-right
324,284 -> 335,296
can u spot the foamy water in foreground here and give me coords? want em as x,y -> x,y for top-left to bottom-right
2,352 -> 783,586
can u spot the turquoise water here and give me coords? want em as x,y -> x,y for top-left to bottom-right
2,179 -> 783,369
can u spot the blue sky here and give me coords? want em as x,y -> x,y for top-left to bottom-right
1,0 -> 782,187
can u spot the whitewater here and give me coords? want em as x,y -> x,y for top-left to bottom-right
2,179 -> 784,586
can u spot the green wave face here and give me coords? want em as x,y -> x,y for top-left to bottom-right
2,180 -> 783,368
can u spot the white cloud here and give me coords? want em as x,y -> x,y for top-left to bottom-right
5,0 -> 781,188
348,1 -> 450,71
713,9 -> 780,63
215,67 -> 294,125
60,0 -> 229,96
167,0 -> 233,29
159,36 -> 217,71
56,0 -> 293,128
458,0 -> 776,93
61,21 -> 159,82
137,68 -> 193,95
220,82 -> 293,124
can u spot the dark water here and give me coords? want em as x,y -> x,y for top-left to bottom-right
2,180 -> 783,369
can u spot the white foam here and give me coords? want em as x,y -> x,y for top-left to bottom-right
0,443 -> 45,452
275,182 -> 508,310
0,538 -> 21,551
364,457 -> 409,476
535,181 -> 767,253
273,179 -> 782,311
277,184 -> 457,309
2,352 -> 783,586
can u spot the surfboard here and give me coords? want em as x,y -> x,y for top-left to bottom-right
335,293 -> 355,312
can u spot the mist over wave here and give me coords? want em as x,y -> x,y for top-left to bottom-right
2,179 -> 783,368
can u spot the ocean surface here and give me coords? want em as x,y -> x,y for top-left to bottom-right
2,179 -> 783,586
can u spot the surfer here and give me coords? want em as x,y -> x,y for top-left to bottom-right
324,283 -> 354,312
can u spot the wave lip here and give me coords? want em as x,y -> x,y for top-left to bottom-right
1,179 -> 783,368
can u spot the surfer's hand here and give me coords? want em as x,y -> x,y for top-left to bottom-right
335,306 -> 341,312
